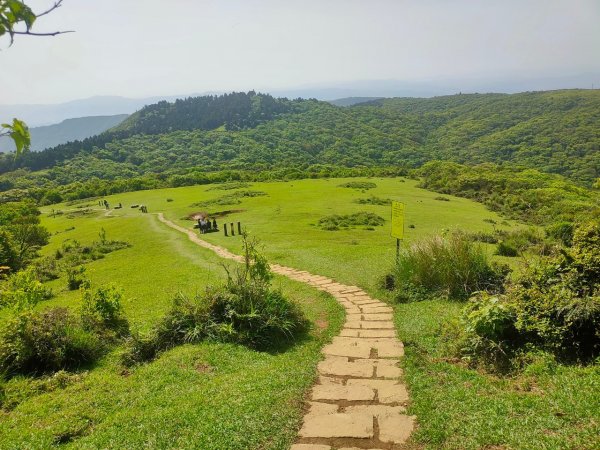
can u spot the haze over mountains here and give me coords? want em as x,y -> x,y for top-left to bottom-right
2,74 -> 598,127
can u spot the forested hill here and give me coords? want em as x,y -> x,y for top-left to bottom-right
360,90 -> 600,183
1,89 -> 599,187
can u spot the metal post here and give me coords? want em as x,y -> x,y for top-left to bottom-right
396,238 -> 400,260
237,222 -> 242,235
224,223 -> 228,237
230,223 -> 235,236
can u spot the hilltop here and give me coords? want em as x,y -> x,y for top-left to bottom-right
0,90 -> 598,197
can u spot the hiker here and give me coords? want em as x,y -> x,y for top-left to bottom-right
199,218 -> 208,234
212,219 -> 218,230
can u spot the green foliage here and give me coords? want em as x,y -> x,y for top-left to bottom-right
495,241 -> 518,257
123,234 -> 307,365
418,160 -> 600,225
0,0 -> 36,42
457,221 -> 600,369
0,307 -> 103,377
80,283 -> 129,338
354,195 -> 391,205
0,118 -> 30,156
338,181 -> 377,190
191,190 -> 268,208
0,268 -> 51,310
545,221 -> 575,246
65,265 -> 86,290
317,212 -> 385,231
390,232 -> 508,301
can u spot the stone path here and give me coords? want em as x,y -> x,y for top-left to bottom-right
156,214 -> 415,450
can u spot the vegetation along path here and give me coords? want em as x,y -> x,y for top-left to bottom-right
156,213 -> 415,449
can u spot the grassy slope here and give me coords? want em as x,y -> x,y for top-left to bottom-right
3,177 -> 598,449
0,203 -> 344,449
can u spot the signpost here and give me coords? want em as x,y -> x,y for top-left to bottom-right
391,201 -> 405,259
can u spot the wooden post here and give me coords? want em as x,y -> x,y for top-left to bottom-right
237,222 -> 242,235
224,223 -> 228,237
396,238 -> 400,260
230,223 -> 235,236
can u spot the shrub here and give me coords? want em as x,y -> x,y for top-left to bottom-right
317,212 -> 385,231
0,308 -> 103,376
123,234 -> 307,365
434,196 -> 450,202
66,266 -> 87,291
0,269 -> 52,310
545,221 -> 575,246
338,181 -> 377,190
80,284 -> 129,338
495,241 -> 519,257
457,221 -> 600,369
467,231 -> 498,244
390,232 -> 508,300
354,196 -> 391,205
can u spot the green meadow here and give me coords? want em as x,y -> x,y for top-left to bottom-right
1,177 -> 598,449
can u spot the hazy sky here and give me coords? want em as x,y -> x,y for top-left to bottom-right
1,0 -> 599,104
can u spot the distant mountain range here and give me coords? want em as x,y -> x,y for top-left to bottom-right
0,115 -> 128,153
2,74 -> 598,127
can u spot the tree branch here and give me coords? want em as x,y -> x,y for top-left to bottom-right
12,30 -> 74,37
35,0 -> 64,19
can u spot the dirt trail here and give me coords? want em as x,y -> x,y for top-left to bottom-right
156,213 -> 415,450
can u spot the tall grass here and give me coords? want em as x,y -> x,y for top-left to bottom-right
391,232 -> 507,300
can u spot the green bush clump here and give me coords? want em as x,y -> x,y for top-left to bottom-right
354,196 -> 391,205
389,232 -> 508,301
0,279 -> 129,377
0,308 -> 103,376
0,269 -> 52,310
80,283 -> 129,339
467,231 -> 498,244
495,241 -> 519,257
338,181 -> 377,190
317,212 -> 385,231
545,221 -> 575,246
191,190 -> 268,207
456,221 -> 600,370
123,234 -> 307,366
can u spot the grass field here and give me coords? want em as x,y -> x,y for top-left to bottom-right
2,177 -> 598,449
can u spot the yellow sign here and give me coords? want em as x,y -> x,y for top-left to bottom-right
391,201 -> 405,239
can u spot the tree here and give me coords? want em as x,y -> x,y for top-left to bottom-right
1,0 -> 73,156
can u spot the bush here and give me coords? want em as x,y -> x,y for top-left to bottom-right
545,221 -> 575,246
80,284 -> 129,338
457,221 -> 600,369
495,241 -> 519,257
123,234 -> 307,365
354,196 -> 391,205
338,181 -> 377,190
390,232 -> 508,300
66,266 -> 87,291
0,308 -> 103,376
0,269 -> 52,310
317,212 -> 385,231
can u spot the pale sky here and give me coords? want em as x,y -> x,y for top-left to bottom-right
1,0 -> 599,104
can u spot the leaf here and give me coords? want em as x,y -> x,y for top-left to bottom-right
1,118 -> 31,157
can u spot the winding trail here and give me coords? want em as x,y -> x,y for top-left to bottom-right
156,213 -> 415,450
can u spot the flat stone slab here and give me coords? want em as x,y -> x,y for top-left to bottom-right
346,379 -> 409,403
359,329 -> 396,338
378,413 -> 415,443
311,384 -> 375,401
299,412 -> 374,438
307,401 -> 338,415
318,355 -> 375,377
362,313 -> 394,321
375,359 -> 403,378
344,404 -> 407,418
340,329 -> 360,337
322,341 -> 372,358
359,321 -> 395,329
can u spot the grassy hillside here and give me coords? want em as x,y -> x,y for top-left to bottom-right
1,90 -> 598,191
1,177 -> 598,448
